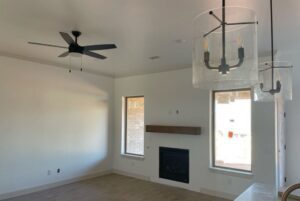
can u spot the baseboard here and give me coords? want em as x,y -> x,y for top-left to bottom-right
0,170 -> 112,201
112,169 -> 150,181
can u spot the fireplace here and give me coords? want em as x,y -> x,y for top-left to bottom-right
159,147 -> 189,183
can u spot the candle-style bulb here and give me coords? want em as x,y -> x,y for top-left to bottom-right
237,35 -> 243,48
203,38 -> 209,51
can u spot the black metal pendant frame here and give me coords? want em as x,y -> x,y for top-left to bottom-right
203,0 -> 258,74
259,0 -> 293,95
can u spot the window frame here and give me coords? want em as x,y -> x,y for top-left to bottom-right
211,88 -> 252,173
124,95 -> 145,157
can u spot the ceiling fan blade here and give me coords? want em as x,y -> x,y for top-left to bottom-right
59,32 -> 75,45
84,51 -> 106,59
28,42 -> 67,49
58,51 -> 69,57
83,44 -> 117,51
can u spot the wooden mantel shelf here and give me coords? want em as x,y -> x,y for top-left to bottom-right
145,125 -> 201,135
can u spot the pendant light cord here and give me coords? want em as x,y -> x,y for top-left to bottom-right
270,0 -> 274,89
222,0 -> 226,60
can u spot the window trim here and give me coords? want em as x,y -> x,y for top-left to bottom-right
124,95 -> 145,156
211,88 -> 252,173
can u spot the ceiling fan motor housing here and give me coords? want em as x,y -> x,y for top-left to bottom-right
69,31 -> 84,56
69,43 -> 84,53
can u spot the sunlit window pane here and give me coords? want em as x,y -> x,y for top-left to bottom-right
125,96 -> 144,156
213,90 -> 252,172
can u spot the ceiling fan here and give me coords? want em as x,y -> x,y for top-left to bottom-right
28,31 -> 117,59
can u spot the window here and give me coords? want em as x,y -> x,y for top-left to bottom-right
212,89 -> 252,172
124,96 -> 145,156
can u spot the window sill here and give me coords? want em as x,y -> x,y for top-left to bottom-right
121,153 -> 145,160
209,166 -> 253,178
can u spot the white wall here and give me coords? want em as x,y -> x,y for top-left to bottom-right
285,50 -> 300,185
275,0 -> 300,187
113,68 -> 276,198
0,56 -> 114,196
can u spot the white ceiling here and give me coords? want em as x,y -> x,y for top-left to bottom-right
0,0 -> 298,77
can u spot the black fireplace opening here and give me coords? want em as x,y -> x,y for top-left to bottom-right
159,147 -> 189,183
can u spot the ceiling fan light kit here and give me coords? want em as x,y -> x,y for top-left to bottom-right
193,0 -> 258,90
253,0 -> 293,101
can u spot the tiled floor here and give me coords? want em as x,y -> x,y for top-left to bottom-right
4,174 -> 230,201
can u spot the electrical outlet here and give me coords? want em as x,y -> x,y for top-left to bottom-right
47,170 -> 51,176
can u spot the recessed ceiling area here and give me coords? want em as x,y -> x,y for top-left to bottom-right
0,0 -> 298,77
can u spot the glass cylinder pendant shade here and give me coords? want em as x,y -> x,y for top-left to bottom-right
193,7 -> 258,90
254,61 -> 293,101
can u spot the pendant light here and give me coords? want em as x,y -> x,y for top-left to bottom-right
193,0 -> 258,90
254,0 -> 293,101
